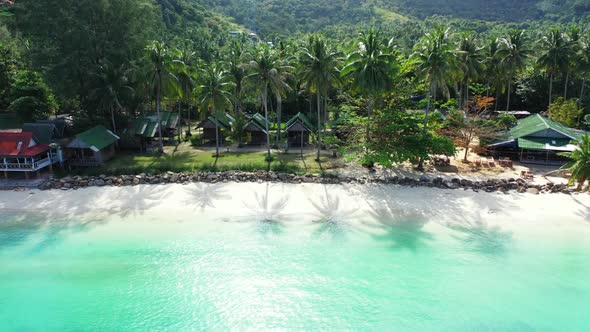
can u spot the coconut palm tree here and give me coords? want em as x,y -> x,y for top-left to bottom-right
90,61 -> 134,135
537,28 -> 568,106
299,34 -> 342,161
172,47 -> 197,142
563,25 -> 581,99
497,30 -> 532,111
246,45 -> 293,161
483,37 -> 506,111
146,41 -> 178,153
457,33 -> 484,109
197,65 -> 233,157
559,135 -> 590,191
341,28 -> 397,148
411,26 -> 458,170
578,33 -> 590,106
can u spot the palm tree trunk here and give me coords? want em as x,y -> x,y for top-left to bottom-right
494,85 -> 499,112
366,95 -> 373,146
263,93 -> 271,161
215,112 -> 220,158
564,71 -> 569,99
177,100 -> 182,144
276,93 -> 282,146
156,78 -> 164,154
506,75 -> 512,112
465,80 -> 470,107
549,72 -> 554,106
579,78 -> 586,107
316,89 -> 321,162
418,81 -> 436,171
110,105 -> 117,134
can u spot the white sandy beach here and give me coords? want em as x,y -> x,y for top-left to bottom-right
1,183 -> 588,230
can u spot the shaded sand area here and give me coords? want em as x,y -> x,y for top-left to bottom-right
1,183 -> 590,331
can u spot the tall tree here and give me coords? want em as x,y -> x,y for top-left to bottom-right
246,45 -> 293,161
563,25 -> 581,99
89,61 -> 134,134
197,65 -> 233,157
537,28 -> 567,106
341,29 -> 397,150
497,30 -> 532,111
457,33 -> 484,109
299,34 -> 342,161
172,47 -> 197,142
147,41 -> 177,154
559,135 -> 590,191
411,26 -> 458,170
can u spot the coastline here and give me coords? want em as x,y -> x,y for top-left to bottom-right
1,182 -> 589,225
9,170 -> 583,195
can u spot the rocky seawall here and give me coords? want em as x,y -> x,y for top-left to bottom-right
37,171 -> 575,195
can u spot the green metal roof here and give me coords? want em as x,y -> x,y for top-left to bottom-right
247,113 -> 270,132
507,114 -> 586,141
124,118 -> 160,138
518,137 -> 576,151
285,112 -> 315,132
68,125 -> 119,150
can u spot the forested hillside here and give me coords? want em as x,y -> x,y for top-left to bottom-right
200,0 -> 590,36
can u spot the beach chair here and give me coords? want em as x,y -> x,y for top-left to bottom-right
475,158 -> 482,167
488,157 -> 496,168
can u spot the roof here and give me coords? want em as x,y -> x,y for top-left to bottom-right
124,118 -> 160,138
245,113 -> 270,133
22,123 -> 60,144
149,111 -> 179,129
36,119 -> 67,136
518,137 -> 579,152
285,112 -> 315,132
67,125 -> 119,151
491,114 -> 589,149
0,132 -> 49,157
197,113 -> 235,130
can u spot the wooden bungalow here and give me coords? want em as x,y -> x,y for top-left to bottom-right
121,117 -> 159,151
147,111 -> 179,142
21,122 -> 62,145
67,125 -> 119,167
284,112 -> 315,148
244,113 -> 269,146
488,114 -> 589,165
0,132 -> 58,178
196,113 -> 234,145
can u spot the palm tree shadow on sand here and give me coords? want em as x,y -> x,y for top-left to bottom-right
447,216 -> 513,256
309,185 -> 359,239
183,183 -> 231,212
367,199 -> 434,252
227,183 -> 290,236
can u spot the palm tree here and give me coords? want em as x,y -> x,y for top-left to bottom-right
483,37 -> 506,111
197,65 -> 233,157
299,34 -> 342,161
563,26 -> 581,99
246,45 -> 293,161
578,33 -> 590,106
172,47 -> 197,142
411,26 -> 458,170
90,60 -> 134,134
146,41 -> 178,153
226,41 -> 247,147
537,28 -> 567,106
559,135 -> 590,191
341,29 -> 397,149
457,33 -> 484,109
497,30 -> 532,111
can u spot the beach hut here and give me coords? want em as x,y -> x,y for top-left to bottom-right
244,113 -> 269,146
488,114 -> 589,165
21,122 -> 62,145
146,111 -> 180,142
196,113 -> 234,145
284,112 -> 314,148
67,125 -> 119,166
121,117 -> 160,151
0,132 -> 58,178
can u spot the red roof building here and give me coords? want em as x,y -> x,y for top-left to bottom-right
0,132 -> 56,177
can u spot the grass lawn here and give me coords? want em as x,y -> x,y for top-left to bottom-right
82,143 -> 344,175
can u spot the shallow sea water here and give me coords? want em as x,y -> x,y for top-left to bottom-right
0,183 -> 589,331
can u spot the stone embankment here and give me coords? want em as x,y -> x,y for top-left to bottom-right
37,171 -> 575,195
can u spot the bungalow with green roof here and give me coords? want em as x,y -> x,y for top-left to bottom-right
67,125 -> 120,166
196,113 -> 234,145
147,111 -> 179,142
284,112 -> 315,147
488,114 -> 589,165
244,113 -> 269,145
122,117 -> 160,151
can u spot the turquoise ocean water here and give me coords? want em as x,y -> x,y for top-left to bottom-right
1,185 -> 589,331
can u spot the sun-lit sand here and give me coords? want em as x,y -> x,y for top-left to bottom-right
1,183 -> 588,229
